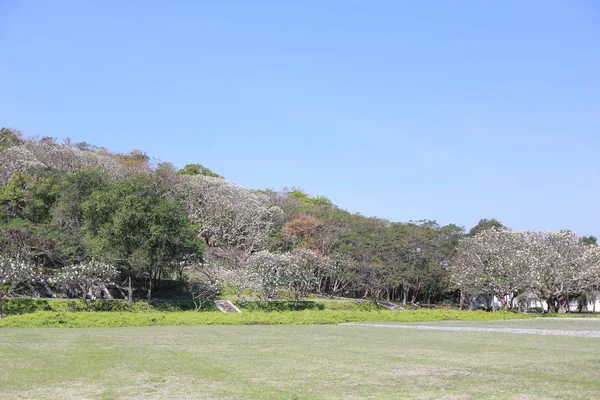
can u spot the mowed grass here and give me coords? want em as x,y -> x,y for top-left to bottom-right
2,321 -> 600,399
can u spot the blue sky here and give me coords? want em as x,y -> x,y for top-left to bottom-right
1,1 -> 599,235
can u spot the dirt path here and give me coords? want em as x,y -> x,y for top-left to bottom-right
341,322 -> 600,338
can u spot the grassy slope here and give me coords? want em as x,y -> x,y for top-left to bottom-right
0,309 -> 530,328
2,322 -> 599,399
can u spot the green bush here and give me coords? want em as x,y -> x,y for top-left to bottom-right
0,298 -> 377,316
0,309 -> 533,328
237,300 -> 382,312
0,298 -> 205,315
239,301 -> 325,312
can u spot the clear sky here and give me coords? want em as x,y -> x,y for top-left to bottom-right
1,1 -> 599,236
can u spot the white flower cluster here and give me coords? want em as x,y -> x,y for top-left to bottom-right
449,229 -> 600,311
55,261 -> 118,301
0,255 -> 40,296
174,175 -> 282,253
0,141 -> 144,185
245,249 -> 325,302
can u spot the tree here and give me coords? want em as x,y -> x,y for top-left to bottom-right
0,254 -> 40,315
281,215 -> 321,252
322,253 -> 357,296
528,231 -> 591,313
580,244 -> 600,313
0,128 -> 24,151
451,229 -> 598,313
581,236 -> 598,246
82,174 -> 201,303
51,169 -> 112,264
220,267 -> 258,304
284,249 -> 322,304
450,229 -> 531,310
0,141 -> 123,185
247,251 -> 288,305
468,218 -> 505,236
356,264 -> 385,303
0,172 -> 31,222
55,261 -> 118,307
175,175 -> 282,268
0,169 -> 64,225
0,227 -> 62,271
177,163 -> 223,179
187,261 -> 221,311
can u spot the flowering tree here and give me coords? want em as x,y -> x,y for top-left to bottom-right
449,229 -> 532,310
185,257 -> 222,311
284,249 -> 322,303
450,229 -> 600,313
322,253 -> 357,296
281,215 -> 321,251
244,249 -> 323,305
0,255 -> 40,315
0,141 -> 124,185
175,175 -> 282,267
579,244 -> 600,312
220,267 -> 259,304
527,230 -> 592,313
247,251 -> 288,305
55,262 -> 118,307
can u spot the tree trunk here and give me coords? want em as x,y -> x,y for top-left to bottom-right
557,294 -> 570,314
128,275 -> 133,304
546,296 -> 558,313
146,279 -> 152,305
411,281 -> 421,304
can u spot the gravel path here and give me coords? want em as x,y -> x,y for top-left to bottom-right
341,322 -> 600,338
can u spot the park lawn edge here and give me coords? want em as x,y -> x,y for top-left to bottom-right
0,309 -> 533,328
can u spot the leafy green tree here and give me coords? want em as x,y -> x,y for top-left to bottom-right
0,169 -> 64,224
51,169 -> 111,263
0,172 -> 31,222
0,128 -> 24,151
177,163 -> 223,178
468,218 -> 505,236
82,174 -> 202,303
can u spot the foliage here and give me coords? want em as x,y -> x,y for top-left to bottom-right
239,300 -> 381,312
82,174 -> 202,301
177,163 -> 223,178
0,298 -> 199,315
0,127 -> 25,151
2,130 -> 599,311
468,218 -> 505,236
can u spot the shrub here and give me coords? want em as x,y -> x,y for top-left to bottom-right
0,298 -> 202,315
0,309 -> 534,328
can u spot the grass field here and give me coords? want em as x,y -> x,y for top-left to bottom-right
2,320 -> 600,399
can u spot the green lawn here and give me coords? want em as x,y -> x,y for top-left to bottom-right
2,321 -> 600,399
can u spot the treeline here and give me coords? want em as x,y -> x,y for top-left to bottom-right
1,128 -> 598,311
450,229 -> 600,313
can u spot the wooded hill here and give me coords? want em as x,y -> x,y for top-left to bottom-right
1,127 -> 597,310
